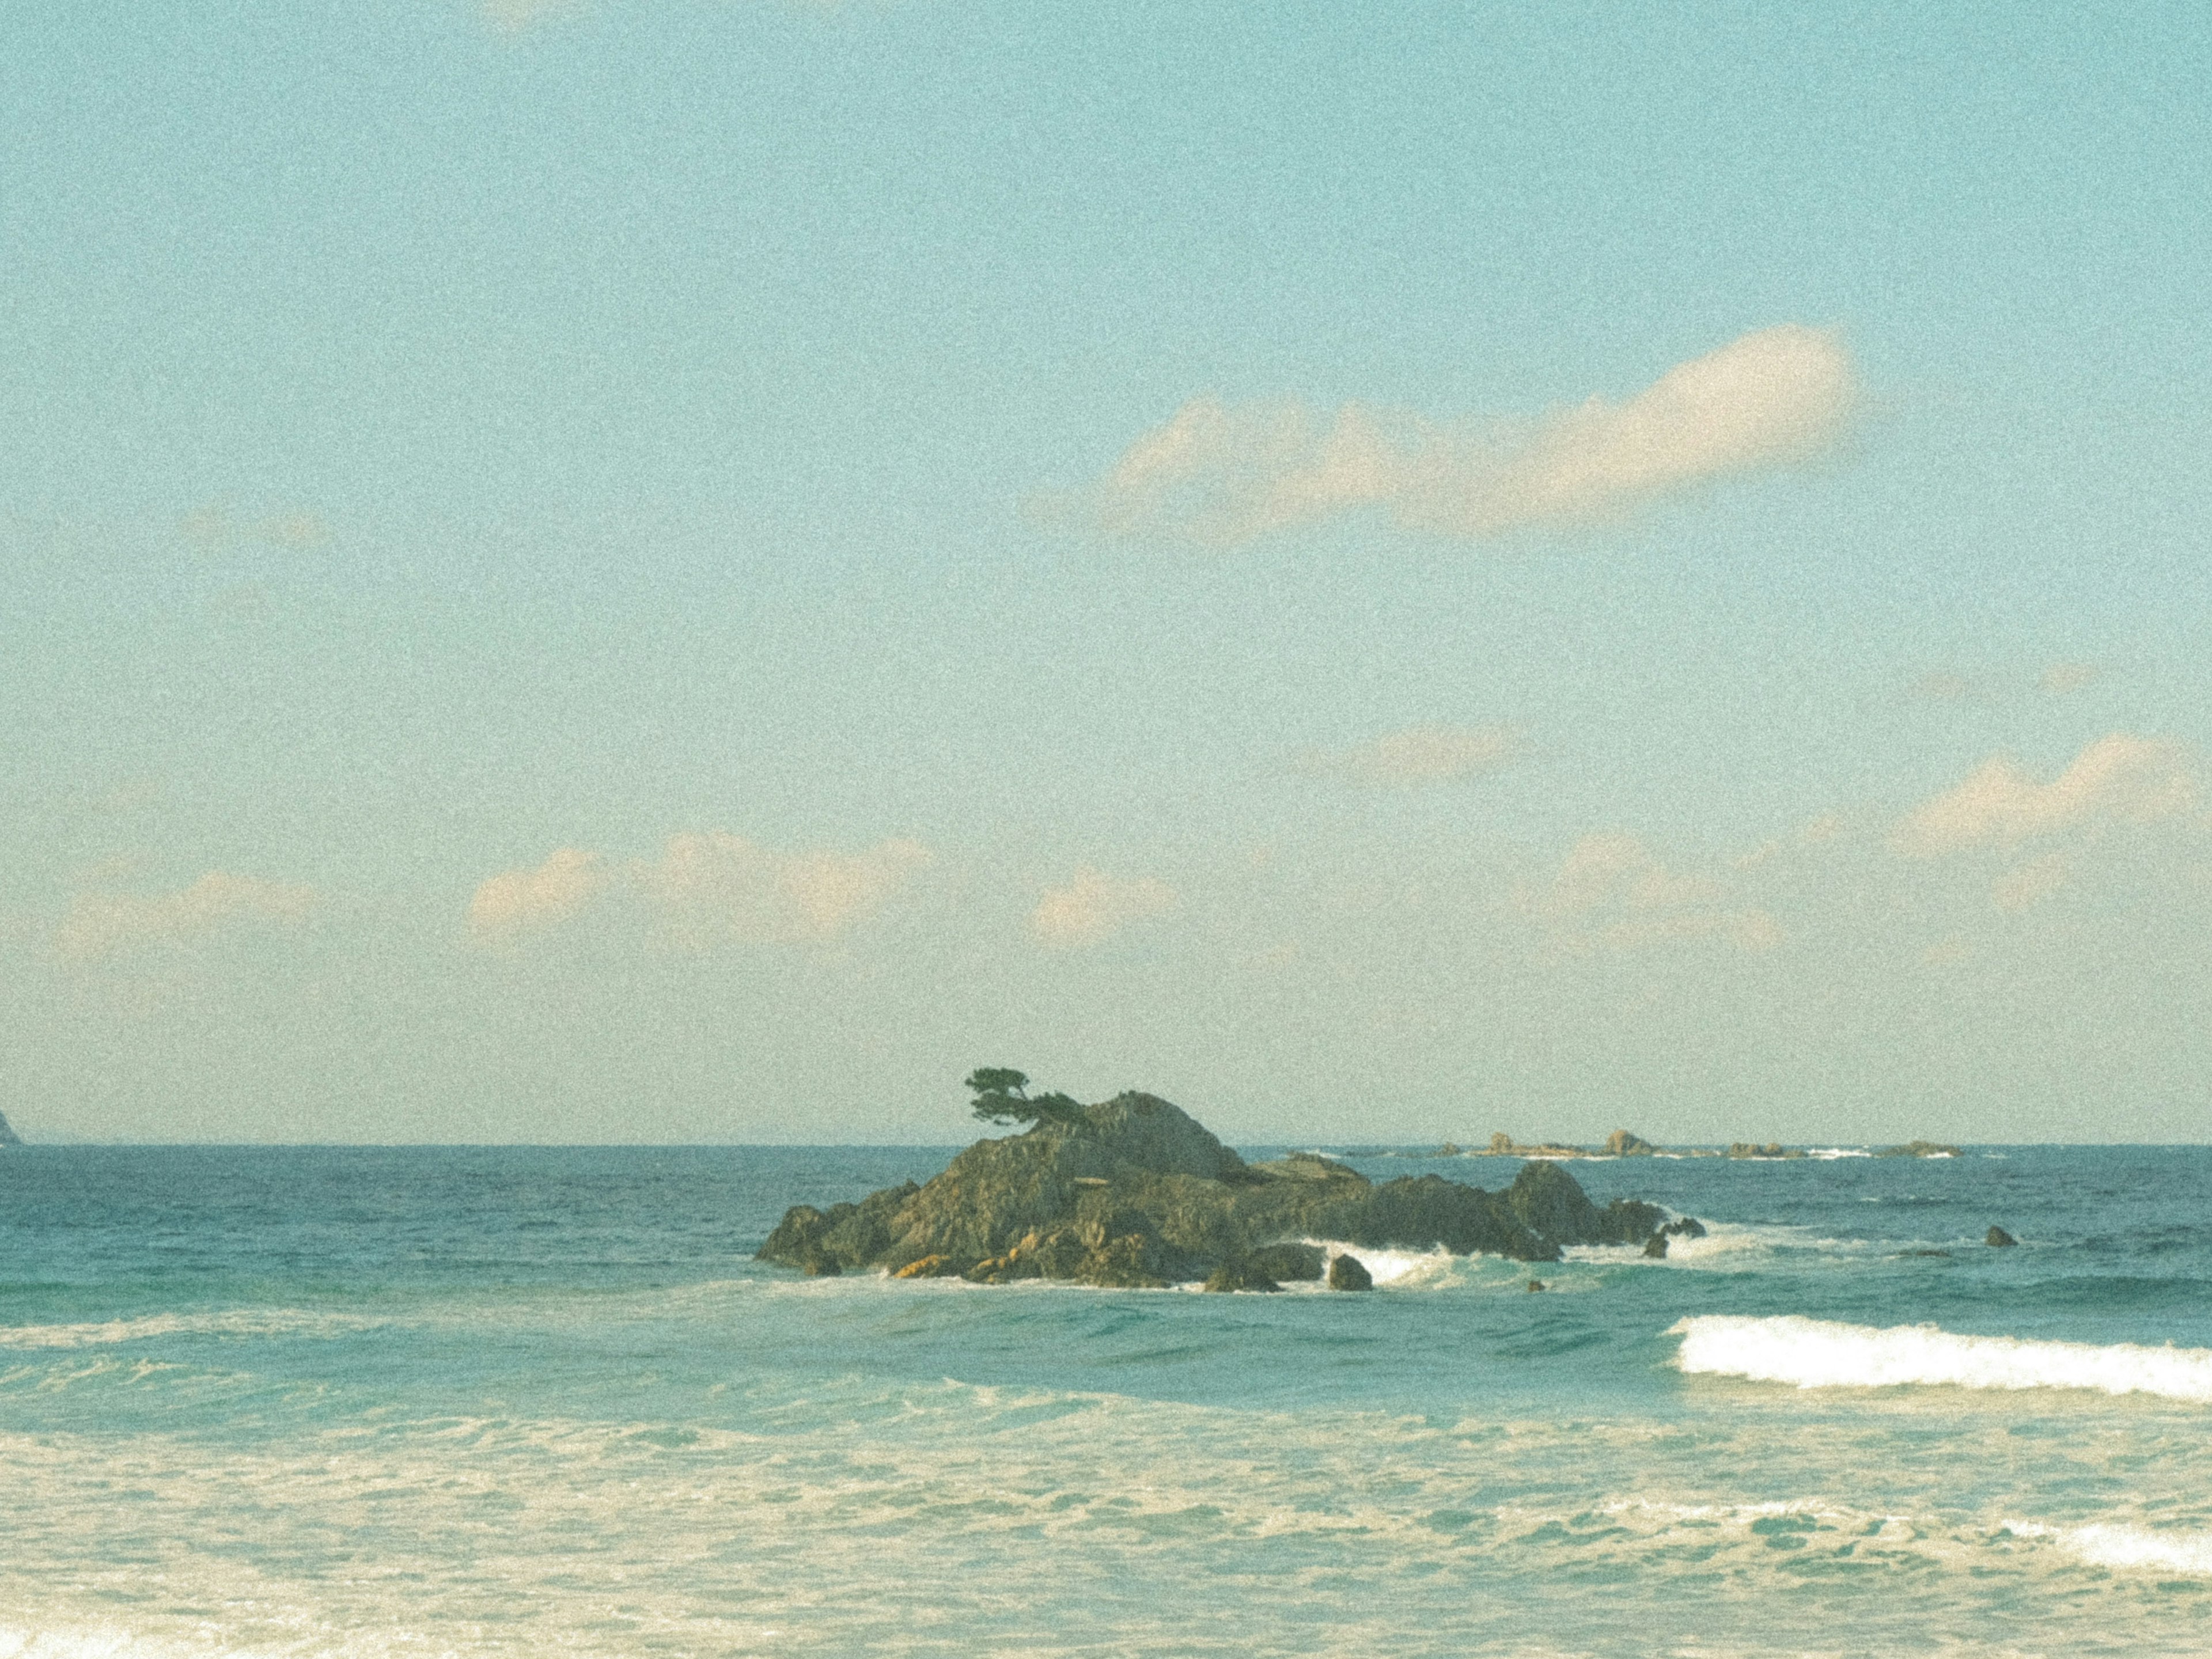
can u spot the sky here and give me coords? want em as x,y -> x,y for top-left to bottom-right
4,1 -> 2210,1145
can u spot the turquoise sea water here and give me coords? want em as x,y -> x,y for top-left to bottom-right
3,1143 -> 2210,1657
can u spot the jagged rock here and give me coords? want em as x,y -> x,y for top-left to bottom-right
1245,1243 -> 1325,1282
1327,1252 -> 1373,1291
758,1091 -> 1668,1286
0,1109 -> 20,1147
1727,1142 -> 1805,1160
1877,1141 -> 1964,1159
1662,1217 -> 1706,1239
1202,1257 -> 1282,1293
1501,1160 -> 1664,1249
1986,1226 -> 2018,1248
1642,1234 -> 1669,1259
1525,1279 -> 1546,1292
1605,1130 -> 1658,1156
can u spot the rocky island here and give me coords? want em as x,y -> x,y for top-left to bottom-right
758,1089 -> 1673,1290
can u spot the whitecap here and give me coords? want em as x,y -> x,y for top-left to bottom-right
2003,1519 -> 2212,1576
1672,1315 -> 2212,1403
0,1309 -> 393,1351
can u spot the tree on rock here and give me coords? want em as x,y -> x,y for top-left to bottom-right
965,1067 -> 1083,1127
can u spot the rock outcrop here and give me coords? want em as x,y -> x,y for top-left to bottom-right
1482,1131 -> 1590,1158
1605,1130 -> 1658,1156
1877,1141 -> 1963,1159
1726,1142 -> 1806,1160
759,1092 -> 1668,1285
1986,1226 -> 2018,1248
0,1109 -> 19,1147
1327,1252 -> 1373,1291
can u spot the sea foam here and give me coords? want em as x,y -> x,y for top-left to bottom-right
1671,1315 -> 2212,1402
2005,1521 -> 2212,1577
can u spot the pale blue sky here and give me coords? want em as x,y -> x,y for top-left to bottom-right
5,1 -> 2210,1143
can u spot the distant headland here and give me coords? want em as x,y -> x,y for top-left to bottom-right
1459,1130 -> 1961,1161
0,1109 -> 20,1147
758,1074 -> 1688,1290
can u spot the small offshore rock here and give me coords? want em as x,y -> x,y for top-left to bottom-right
1327,1253 -> 1373,1291
1986,1226 -> 2018,1248
1526,1279 -> 1546,1292
0,1108 -> 21,1147
1605,1129 -> 1658,1156
1877,1140 -> 1964,1159
756,1090 -> 1669,1285
1661,1217 -> 1707,1240
1642,1234 -> 1669,1259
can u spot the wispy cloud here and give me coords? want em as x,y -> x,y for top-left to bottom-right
1991,853 -> 2068,913
180,505 -> 329,552
483,0 -> 582,31
642,832 -> 932,949
1041,325 -> 1855,547
55,872 -> 317,963
1891,733 -> 2195,857
1296,723 -> 1520,787
2039,662 -> 2101,695
465,834 -> 932,950
1530,832 -> 1781,955
1029,866 -> 1176,949
467,848 -> 609,945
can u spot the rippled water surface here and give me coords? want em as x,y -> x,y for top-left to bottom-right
3,1143 -> 2209,1657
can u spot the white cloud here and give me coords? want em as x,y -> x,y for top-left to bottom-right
467,848 -> 609,944
642,833 -> 933,949
1045,325 -> 1855,547
1892,733 -> 2195,858
1029,866 -> 1176,949
56,872 -> 317,963
1296,723 -> 1520,787
465,834 -> 933,950
1532,832 -> 1779,955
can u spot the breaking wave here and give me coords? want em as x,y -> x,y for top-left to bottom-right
0,1309 -> 392,1351
1671,1315 -> 2212,1402
2005,1521 -> 2212,1577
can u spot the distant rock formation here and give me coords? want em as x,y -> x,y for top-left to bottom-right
1605,1130 -> 1659,1156
1482,1131 -> 1590,1158
758,1092 -> 1667,1286
1877,1141 -> 1963,1158
0,1109 -> 20,1147
1726,1142 -> 1806,1160
1986,1226 -> 2018,1248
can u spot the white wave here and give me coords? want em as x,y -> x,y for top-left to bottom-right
1673,1315 -> 2212,1402
2003,1519 -> 2212,1576
0,1309 -> 391,1351
2056,1524 -> 2212,1575
1802,1147 -> 1872,1160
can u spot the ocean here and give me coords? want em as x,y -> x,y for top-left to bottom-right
2,1141 -> 2208,1658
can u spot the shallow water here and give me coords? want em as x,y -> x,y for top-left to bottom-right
2,1143 -> 2207,1656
